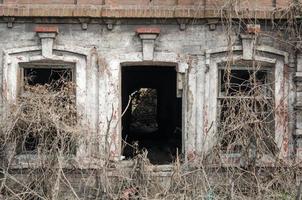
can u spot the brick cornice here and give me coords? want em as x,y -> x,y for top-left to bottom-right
0,4 -> 290,19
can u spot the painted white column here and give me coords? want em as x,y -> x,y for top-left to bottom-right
295,48 -> 302,161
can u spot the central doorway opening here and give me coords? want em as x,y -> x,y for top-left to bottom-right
122,66 -> 182,164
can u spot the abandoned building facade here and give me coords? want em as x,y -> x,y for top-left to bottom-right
0,0 -> 301,169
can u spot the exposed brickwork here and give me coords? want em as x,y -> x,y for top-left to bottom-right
77,0 -> 103,4
178,0 -> 194,5
3,0 -> 103,3
0,0 -> 293,19
105,0 -> 148,6
136,27 -> 160,35
35,25 -> 59,33
246,24 -> 261,34
1,0 -> 292,8
4,0 -> 75,3
277,0 -> 292,7
152,0 -> 176,6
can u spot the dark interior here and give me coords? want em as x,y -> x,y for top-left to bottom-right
20,133 -> 39,154
220,69 -> 268,96
122,66 -> 182,164
24,67 -> 72,88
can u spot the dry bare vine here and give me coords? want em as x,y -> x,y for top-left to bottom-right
0,1 -> 302,200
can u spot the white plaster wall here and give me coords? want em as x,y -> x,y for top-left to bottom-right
0,21 -> 295,163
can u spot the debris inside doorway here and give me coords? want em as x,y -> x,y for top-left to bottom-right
122,66 -> 182,164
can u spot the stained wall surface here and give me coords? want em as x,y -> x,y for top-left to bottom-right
0,0 -> 299,167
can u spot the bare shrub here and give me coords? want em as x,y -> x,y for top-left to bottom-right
0,67 -> 298,199
0,81 -> 82,199
0,2 -> 301,200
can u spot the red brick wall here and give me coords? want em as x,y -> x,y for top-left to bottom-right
2,0 -> 292,8
105,0 -> 177,6
277,0 -> 292,7
202,0 -> 289,9
152,0 -> 177,6
77,0 -> 103,4
178,0 -> 195,6
104,0 -> 148,6
3,0 -> 75,3
3,0 -> 104,4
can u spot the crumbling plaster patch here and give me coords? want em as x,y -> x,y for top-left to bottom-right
0,21 -> 296,166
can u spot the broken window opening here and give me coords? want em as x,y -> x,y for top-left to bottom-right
218,63 -> 276,156
23,67 -> 73,90
15,64 -> 76,155
122,66 -> 182,164
220,69 -> 273,97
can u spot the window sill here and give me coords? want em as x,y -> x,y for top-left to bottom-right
219,153 -> 278,167
218,96 -> 273,100
8,154 -> 76,169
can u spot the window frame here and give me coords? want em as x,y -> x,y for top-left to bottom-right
218,64 -> 274,99
217,61 -> 276,156
19,62 -> 75,95
16,62 -> 77,155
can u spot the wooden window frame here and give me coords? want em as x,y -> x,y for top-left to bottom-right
217,62 -> 275,157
